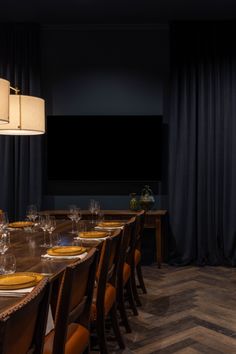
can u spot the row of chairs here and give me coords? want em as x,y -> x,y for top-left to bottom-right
0,210 -> 147,354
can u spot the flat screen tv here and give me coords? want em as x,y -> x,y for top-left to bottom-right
46,115 -> 162,195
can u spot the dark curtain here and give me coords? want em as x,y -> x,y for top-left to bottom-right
0,24 -> 43,220
168,22 -> 236,266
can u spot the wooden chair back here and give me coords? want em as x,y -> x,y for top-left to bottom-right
0,277 -> 50,354
52,248 -> 98,354
134,210 -> 146,250
96,229 -> 123,310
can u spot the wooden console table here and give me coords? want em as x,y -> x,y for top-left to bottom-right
41,209 -> 168,268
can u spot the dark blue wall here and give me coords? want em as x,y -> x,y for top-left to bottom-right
40,24 -> 169,210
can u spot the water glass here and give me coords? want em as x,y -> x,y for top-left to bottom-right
1,254 -> 16,274
0,212 -> 9,232
0,232 -> 10,255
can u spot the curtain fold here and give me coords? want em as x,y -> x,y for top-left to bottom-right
0,24 -> 43,220
168,21 -> 236,265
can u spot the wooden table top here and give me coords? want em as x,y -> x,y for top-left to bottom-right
0,220 -> 95,312
41,209 -> 167,216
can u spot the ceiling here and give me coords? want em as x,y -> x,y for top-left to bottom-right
1,0 -> 236,23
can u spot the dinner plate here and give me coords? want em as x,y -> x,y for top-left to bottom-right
8,221 -> 34,228
0,272 -> 44,290
97,221 -> 124,228
79,231 -> 108,239
47,246 -> 87,256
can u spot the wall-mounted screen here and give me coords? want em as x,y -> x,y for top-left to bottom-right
46,115 -> 162,194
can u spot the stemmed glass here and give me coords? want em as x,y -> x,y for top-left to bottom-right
0,232 -> 11,274
39,215 -> 51,248
0,232 -> 10,255
0,212 -> 9,232
67,205 -> 80,234
94,201 -> 101,224
74,208 -> 81,234
47,216 -> 57,247
89,200 -> 98,224
26,205 -> 38,231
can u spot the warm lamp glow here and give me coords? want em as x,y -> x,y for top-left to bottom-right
0,79 -> 10,124
0,94 -> 45,135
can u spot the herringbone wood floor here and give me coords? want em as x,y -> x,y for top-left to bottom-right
108,265 -> 236,354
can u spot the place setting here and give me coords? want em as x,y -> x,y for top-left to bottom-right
0,271 -> 45,297
94,220 -> 125,231
41,245 -> 88,261
73,220 -> 110,242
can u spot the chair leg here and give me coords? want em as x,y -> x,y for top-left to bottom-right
136,262 -> 147,294
126,278 -> 138,316
83,346 -> 90,354
131,268 -> 142,307
118,287 -> 132,333
110,304 -> 125,349
96,315 -> 109,354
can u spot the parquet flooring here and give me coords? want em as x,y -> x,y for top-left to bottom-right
109,265 -> 236,353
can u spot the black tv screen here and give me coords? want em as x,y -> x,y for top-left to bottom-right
46,115 -> 162,194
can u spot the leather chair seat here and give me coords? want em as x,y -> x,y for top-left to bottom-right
134,249 -> 141,266
123,262 -> 131,285
90,283 -> 116,321
44,323 -> 89,354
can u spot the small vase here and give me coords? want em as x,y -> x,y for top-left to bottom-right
139,185 -> 155,211
129,193 -> 139,211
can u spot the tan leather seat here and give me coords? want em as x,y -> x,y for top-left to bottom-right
90,283 -> 116,321
44,323 -> 89,354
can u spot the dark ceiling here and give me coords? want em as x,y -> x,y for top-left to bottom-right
2,0 -> 236,23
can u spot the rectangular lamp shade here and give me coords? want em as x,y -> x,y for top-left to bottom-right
0,79 -> 10,124
0,94 -> 45,135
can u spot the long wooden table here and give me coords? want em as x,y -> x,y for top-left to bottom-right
42,209 -> 168,268
0,220 -> 87,313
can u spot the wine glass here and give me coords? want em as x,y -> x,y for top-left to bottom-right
47,216 -> 57,247
1,254 -> 16,274
0,232 -> 11,274
67,205 -> 78,233
88,200 -> 96,224
26,204 -> 37,221
74,208 -> 81,234
0,232 -> 10,255
39,215 -> 51,247
94,201 -> 101,224
0,212 -> 9,232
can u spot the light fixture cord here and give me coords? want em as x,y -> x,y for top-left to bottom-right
18,93 -> 22,129
11,86 -> 22,129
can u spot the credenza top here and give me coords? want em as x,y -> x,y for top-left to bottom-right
41,209 -> 167,216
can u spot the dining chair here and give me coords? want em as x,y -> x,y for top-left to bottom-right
117,216 -> 138,333
0,277 -> 51,354
131,210 -> 147,306
90,228 -> 124,354
43,248 -> 98,354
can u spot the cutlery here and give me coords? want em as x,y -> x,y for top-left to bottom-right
0,292 -> 29,297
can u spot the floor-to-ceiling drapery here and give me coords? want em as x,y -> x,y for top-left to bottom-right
168,22 -> 236,265
0,24 -> 43,220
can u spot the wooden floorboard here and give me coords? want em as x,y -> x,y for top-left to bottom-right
105,264 -> 236,353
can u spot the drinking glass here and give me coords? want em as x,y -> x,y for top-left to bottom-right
1,254 -> 16,274
26,204 -> 38,231
67,205 -> 79,233
47,216 -> 57,247
0,232 -> 10,255
88,200 -> 96,224
0,212 -> 9,232
96,211 -> 104,225
74,208 -> 81,233
39,215 -> 51,247
94,201 -> 101,224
